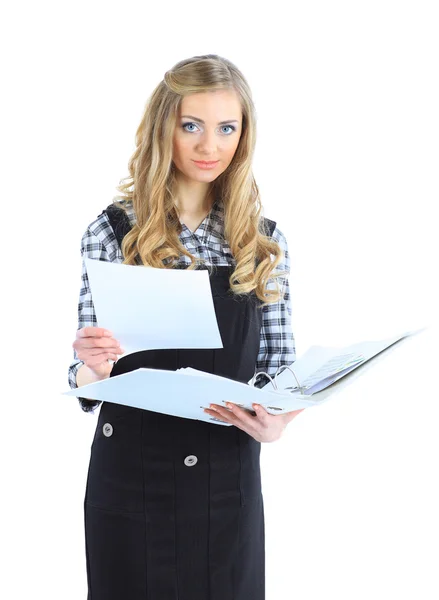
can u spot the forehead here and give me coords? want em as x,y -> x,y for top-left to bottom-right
178,89 -> 242,120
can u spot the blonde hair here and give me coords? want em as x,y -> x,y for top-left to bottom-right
112,54 -> 287,307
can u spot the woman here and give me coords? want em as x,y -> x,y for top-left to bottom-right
68,54 -> 303,600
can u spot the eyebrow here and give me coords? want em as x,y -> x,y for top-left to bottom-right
181,115 -> 239,125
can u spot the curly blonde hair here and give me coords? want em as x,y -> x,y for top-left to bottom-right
112,54 -> 288,307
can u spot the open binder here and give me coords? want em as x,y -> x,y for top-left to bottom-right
63,327 -> 425,426
249,327 -> 425,403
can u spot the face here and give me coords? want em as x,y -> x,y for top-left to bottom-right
172,89 -> 243,183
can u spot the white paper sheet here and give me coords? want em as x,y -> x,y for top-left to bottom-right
84,258 -> 223,357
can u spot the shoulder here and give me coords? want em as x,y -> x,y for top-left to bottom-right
270,224 -> 288,249
80,200 -> 136,261
261,217 -> 289,254
267,222 -> 290,273
260,216 -> 287,245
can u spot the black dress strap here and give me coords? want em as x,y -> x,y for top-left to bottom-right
103,203 -> 133,249
261,217 -> 277,238
102,203 -> 277,255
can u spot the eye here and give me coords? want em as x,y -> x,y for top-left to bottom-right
182,122 -> 199,133
221,125 -> 236,135
181,122 -> 236,135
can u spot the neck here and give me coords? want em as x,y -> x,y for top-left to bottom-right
174,179 -> 214,216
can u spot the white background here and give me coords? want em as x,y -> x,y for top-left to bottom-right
2,1 -> 438,598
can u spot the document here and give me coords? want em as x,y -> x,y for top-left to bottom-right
84,257 -> 223,357
63,366 -> 315,426
63,326 -> 426,426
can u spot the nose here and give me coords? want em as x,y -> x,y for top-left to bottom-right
195,129 -> 218,155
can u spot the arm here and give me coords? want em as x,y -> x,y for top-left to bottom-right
254,227 -> 296,387
67,225 -> 113,413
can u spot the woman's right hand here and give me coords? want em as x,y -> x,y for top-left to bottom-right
72,326 -> 124,380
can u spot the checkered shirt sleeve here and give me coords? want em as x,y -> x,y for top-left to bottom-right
253,227 -> 296,387
67,219 -> 123,411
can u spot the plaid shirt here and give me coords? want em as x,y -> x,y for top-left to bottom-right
68,199 -> 296,411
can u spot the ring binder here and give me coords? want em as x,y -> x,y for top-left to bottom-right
64,328 -> 426,426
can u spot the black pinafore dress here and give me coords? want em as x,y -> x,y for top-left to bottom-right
83,205 -> 277,600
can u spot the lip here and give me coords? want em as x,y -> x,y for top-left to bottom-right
193,160 -> 219,169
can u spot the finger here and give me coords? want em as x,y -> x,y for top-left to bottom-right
223,402 -> 263,428
211,403 -> 260,434
205,408 -> 250,430
251,404 -> 271,426
76,327 -> 113,338
203,409 -> 230,424
85,352 -> 119,367
76,348 -> 119,362
74,337 -> 123,351
84,346 -> 123,356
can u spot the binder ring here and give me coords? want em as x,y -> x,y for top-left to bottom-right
250,364 -> 305,395
249,371 -> 277,389
274,364 -> 305,394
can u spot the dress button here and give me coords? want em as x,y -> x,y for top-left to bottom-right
103,423 -> 113,437
184,455 -> 198,467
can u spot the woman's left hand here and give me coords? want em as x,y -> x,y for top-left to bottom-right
204,402 -> 304,443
